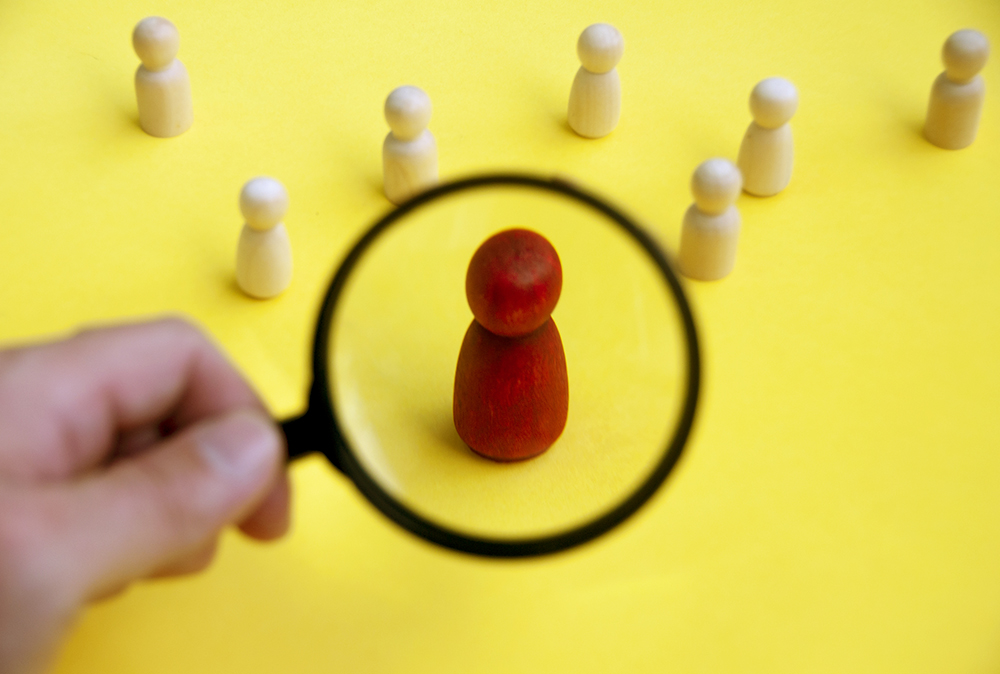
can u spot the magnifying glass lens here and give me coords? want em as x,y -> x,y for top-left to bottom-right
327,182 -> 690,542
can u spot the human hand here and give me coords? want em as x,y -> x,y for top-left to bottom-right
0,318 -> 290,674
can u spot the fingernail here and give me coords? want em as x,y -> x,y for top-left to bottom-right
196,411 -> 280,478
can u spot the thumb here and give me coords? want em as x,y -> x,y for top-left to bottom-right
59,410 -> 284,598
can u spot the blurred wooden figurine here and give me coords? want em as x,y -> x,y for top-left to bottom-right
737,77 -> 798,197
236,177 -> 293,299
454,229 -> 569,461
925,29 -> 990,150
568,23 -> 624,138
132,17 -> 193,138
383,86 -> 438,205
678,159 -> 743,281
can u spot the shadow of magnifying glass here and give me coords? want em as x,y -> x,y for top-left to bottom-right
281,173 -> 701,557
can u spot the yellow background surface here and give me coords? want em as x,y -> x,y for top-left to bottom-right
0,0 -> 998,671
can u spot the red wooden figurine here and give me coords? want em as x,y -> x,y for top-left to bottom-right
453,229 -> 569,461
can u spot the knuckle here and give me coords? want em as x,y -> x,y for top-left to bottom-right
155,315 -> 202,342
157,317 -> 219,364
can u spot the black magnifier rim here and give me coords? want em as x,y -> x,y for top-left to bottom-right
310,173 -> 701,558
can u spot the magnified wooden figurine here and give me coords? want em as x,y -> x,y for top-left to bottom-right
454,229 -> 569,461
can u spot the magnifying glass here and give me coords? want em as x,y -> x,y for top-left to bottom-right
281,174 -> 700,557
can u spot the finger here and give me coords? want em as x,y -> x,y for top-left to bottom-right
114,424 -> 165,459
0,317 -> 267,481
89,582 -> 130,603
149,540 -> 219,579
238,473 -> 292,541
53,410 -> 283,600
0,489 -> 80,674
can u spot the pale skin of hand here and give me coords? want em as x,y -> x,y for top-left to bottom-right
0,318 -> 291,674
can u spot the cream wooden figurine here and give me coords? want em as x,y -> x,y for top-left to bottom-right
568,23 -> 624,138
236,177 -> 292,299
678,158 -> 743,282
737,77 -> 798,197
383,86 -> 438,205
132,17 -> 193,138
925,29 -> 990,150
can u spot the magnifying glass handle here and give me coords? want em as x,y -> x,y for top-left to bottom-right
281,409 -> 342,472
281,414 -> 316,461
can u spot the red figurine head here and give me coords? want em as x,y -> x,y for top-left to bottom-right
465,229 -> 562,337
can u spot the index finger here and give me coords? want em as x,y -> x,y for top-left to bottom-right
0,317 -> 269,482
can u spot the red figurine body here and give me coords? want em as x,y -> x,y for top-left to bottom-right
454,229 -> 569,461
